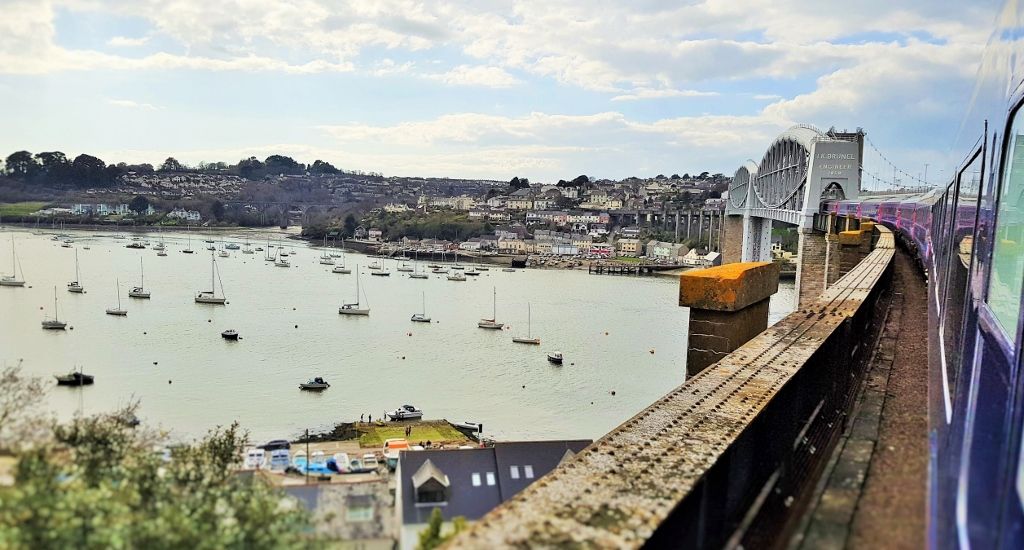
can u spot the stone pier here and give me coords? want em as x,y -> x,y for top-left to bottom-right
679,261 -> 781,376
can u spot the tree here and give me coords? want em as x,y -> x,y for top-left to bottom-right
4,151 -> 40,180
0,364 -> 52,453
211,200 -> 225,220
0,414 -> 312,548
417,508 -> 467,550
159,157 -> 186,172
343,213 -> 357,237
699,171 -> 709,179
129,195 -> 150,214
237,157 -> 265,180
309,159 -> 339,175
509,177 -> 529,191
264,155 -> 302,175
670,174 -> 681,179
71,154 -> 108,186
570,175 -> 589,187
34,151 -> 72,182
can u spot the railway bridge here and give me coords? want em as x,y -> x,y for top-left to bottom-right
722,125 -> 864,307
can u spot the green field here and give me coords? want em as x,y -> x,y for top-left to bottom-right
612,256 -> 643,264
357,421 -> 468,448
0,202 -> 47,218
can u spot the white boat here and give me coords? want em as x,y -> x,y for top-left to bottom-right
274,250 -> 290,267
447,272 -> 466,281
67,248 -> 84,293
397,260 -> 413,272
411,292 -> 431,323
332,265 -> 351,274
157,250 -> 167,257
339,267 -> 370,316
512,303 -> 540,345
502,268 -> 516,272
478,287 -> 504,329
182,225 -> 194,254
476,266 -> 490,272
299,377 -> 330,391
264,236 -> 275,261
195,252 -> 227,304
465,267 -> 480,276
41,287 -> 67,330
106,279 -> 128,316
218,249 -> 229,258
1,235 -> 26,287
225,242 -> 240,250
319,236 -> 334,264
242,238 -> 254,255
386,404 -> 423,421
367,259 -> 382,270
128,257 -> 151,298
547,351 -> 564,365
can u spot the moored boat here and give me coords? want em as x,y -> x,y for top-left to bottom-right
477,287 -> 504,329
221,329 -> 239,340
55,370 -> 94,386
386,404 -> 423,420
547,351 -> 563,365
299,377 -> 330,391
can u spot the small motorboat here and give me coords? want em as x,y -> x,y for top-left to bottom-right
55,371 -> 94,386
502,268 -> 516,272
386,404 -> 423,421
319,258 -> 335,265
157,250 -> 167,256
465,268 -> 480,276
221,329 -> 239,340
447,272 -> 466,281
299,377 -> 330,391
547,352 -> 564,365
218,250 -> 229,258
332,265 -> 352,274
370,270 -> 391,276
125,242 -> 146,249
409,273 -> 428,279
225,243 -> 240,250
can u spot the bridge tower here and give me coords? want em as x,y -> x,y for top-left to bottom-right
723,125 -> 863,307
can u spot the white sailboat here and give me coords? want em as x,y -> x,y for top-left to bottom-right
1,235 -> 26,287
332,244 -> 351,273
371,258 -> 391,276
512,303 -> 540,344
447,271 -> 466,281
182,225 -> 194,254
274,249 -> 290,267
195,252 -> 227,304
67,248 -> 84,293
477,287 -> 504,329
411,291 -> 431,322
319,236 -> 334,264
129,257 -> 151,298
242,237 -> 254,254
339,267 -> 370,316
106,278 -> 127,316
409,251 -> 428,279
41,287 -> 67,329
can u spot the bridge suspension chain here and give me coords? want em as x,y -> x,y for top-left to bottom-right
860,136 -> 935,193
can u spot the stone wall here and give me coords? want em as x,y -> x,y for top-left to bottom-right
797,229 -> 828,308
721,214 -> 744,264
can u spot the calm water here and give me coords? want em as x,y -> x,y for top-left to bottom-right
0,228 -> 794,443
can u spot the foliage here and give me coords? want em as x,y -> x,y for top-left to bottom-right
0,364 -> 52,454
343,214 -> 357,237
128,195 -> 150,214
509,177 -> 529,191
0,414 -> 314,549
159,157 -> 186,172
417,508 -> 467,550
363,211 -> 493,241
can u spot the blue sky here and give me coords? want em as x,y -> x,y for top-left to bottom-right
0,0 -> 1002,181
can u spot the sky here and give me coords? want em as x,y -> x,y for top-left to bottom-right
0,0 -> 1003,182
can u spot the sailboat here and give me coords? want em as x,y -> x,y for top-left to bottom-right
264,236 -> 275,261
41,287 -> 67,329
242,237 -> 254,254
411,291 -> 431,322
512,303 -> 540,344
371,258 -> 391,276
129,257 -> 151,298
274,249 -> 290,267
106,279 -> 127,316
339,267 -> 370,315
182,225 -> 194,254
409,251 -> 428,279
1,235 -> 26,287
477,287 -> 504,329
332,243 -> 351,273
319,236 -> 334,264
67,248 -> 84,293
195,252 -> 227,304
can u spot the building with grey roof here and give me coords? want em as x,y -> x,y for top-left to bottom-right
395,440 -> 591,549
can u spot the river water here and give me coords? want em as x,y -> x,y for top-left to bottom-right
0,228 -> 795,443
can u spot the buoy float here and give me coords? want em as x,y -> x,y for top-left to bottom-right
649,349 -> 655,354
522,385 -> 526,389
605,331 -> 609,335
208,319 -> 212,323
611,390 -> 616,396
294,324 -> 298,328
168,380 -> 172,384
153,361 -> 157,365
143,332 -> 147,335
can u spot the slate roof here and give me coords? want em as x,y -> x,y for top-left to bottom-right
397,440 -> 592,526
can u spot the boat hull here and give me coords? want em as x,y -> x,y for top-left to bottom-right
409,274 -> 428,279
411,315 -> 431,323
339,308 -> 370,316
41,321 -> 66,330
67,284 -> 84,293
128,291 -> 150,299
0,280 -> 25,287
332,268 -> 352,274
105,309 -> 128,316
195,296 -> 226,305
478,321 -> 504,330
512,337 -> 541,345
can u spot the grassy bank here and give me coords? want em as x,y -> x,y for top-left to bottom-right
357,421 -> 468,447
0,202 -> 47,218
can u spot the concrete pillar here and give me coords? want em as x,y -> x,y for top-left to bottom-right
697,210 -> 704,246
721,215 -> 744,264
679,261 -> 781,376
795,229 -> 828,308
685,212 -> 691,240
674,211 -> 681,242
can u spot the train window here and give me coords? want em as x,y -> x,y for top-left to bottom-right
942,151 -> 982,395
988,113 -> 1024,343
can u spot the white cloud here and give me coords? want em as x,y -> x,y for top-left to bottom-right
107,35 -> 148,47
611,87 -> 719,101
107,98 -> 162,110
428,65 -> 520,88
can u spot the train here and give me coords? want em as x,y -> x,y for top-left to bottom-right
819,2 -> 1024,547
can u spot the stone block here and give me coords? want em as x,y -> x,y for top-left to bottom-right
678,261 -> 780,312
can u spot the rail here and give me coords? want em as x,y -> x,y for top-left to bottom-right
448,227 -> 895,548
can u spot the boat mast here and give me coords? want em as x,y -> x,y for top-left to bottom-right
528,303 -> 532,338
75,248 -> 80,281
115,278 -> 121,309
53,286 -> 58,321
140,257 -> 144,289
492,287 -> 497,320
